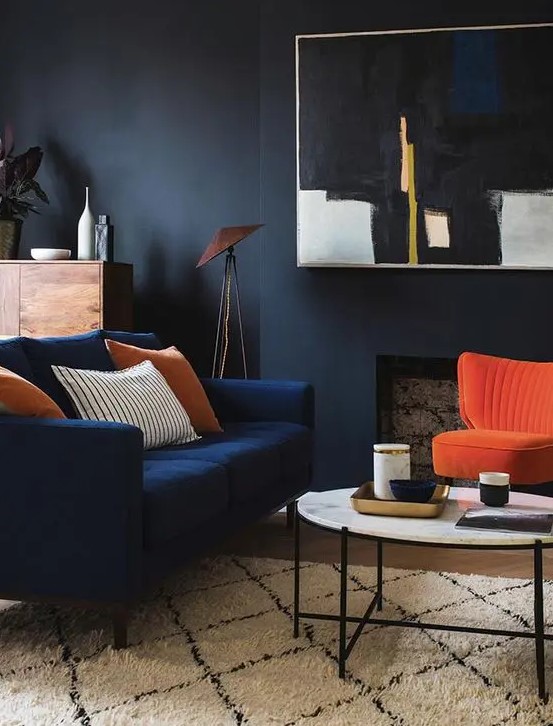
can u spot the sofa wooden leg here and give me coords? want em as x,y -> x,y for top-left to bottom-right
112,609 -> 128,650
442,477 -> 454,487
286,501 -> 296,530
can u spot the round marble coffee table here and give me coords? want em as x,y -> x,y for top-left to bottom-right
293,487 -> 553,701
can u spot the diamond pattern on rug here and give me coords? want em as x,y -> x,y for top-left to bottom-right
170,557 -> 250,597
93,679 -> 237,726
169,574 -> 276,633
292,694 -> 391,726
220,649 -> 360,724
346,626 -> 452,689
76,638 -> 202,714
412,598 -> 515,658
382,568 -> 471,617
195,609 -> 293,673
439,571 -> 540,627
465,632 -> 553,717
0,556 -> 552,725
378,662 -> 518,726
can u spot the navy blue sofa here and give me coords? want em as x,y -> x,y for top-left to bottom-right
0,330 -> 313,645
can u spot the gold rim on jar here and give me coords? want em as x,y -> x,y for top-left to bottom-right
374,449 -> 410,455
374,444 -> 410,455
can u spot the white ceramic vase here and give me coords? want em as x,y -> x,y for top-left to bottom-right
77,186 -> 95,260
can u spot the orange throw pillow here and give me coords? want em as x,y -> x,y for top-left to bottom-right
0,366 -> 66,419
105,339 -> 222,433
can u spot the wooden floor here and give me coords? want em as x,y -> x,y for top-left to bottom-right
0,512 -> 545,615
218,512 -> 553,580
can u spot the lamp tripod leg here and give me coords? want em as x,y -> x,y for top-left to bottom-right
231,254 -> 247,379
212,254 -> 231,378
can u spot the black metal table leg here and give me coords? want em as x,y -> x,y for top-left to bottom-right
293,507 -> 553,698
339,526 -> 348,678
534,540 -> 548,702
377,541 -> 383,611
286,501 -> 296,529
293,501 -> 300,638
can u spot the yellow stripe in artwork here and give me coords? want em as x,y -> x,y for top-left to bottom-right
407,143 -> 418,264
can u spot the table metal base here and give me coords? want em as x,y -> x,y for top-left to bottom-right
293,503 -> 550,702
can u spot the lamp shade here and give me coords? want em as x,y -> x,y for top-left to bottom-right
196,224 -> 263,268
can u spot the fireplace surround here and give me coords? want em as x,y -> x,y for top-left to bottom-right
376,355 -> 468,483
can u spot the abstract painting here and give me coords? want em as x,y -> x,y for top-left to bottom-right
296,24 -> 553,268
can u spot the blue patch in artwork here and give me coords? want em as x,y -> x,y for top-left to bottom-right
451,30 -> 501,115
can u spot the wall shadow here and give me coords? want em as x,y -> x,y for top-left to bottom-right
135,242 -> 223,376
44,137 -> 94,257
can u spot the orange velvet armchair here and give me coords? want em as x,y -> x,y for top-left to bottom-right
432,352 -> 553,486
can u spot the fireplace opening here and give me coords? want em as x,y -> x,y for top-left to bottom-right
376,355 -> 465,481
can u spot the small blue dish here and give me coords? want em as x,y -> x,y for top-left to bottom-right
389,479 -> 437,504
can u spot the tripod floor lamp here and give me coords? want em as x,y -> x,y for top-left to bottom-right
197,224 -> 263,379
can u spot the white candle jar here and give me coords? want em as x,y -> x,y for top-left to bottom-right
373,444 -> 411,500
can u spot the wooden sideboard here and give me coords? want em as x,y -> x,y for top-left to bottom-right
0,261 -> 133,337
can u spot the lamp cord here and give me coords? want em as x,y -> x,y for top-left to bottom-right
219,259 -> 232,378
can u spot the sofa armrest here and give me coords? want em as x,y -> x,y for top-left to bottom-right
0,417 -> 144,605
200,379 -> 314,428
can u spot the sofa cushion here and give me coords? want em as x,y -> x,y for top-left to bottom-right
433,429 -> 553,485
144,430 -> 281,504
21,331 -> 115,416
222,422 -> 312,480
0,338 -> 34,381
53,360 -> 199,449
106,340 -> 222,433
0,366 -> 66,418
103,330 -> 162,350
143,459 -> 229,548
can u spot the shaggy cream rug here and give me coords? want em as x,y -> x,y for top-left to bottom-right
0,556 -> 552,725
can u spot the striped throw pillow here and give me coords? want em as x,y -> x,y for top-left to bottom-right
52,360 -> 199,449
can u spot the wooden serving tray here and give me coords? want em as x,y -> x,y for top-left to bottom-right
350,481 -> 450,518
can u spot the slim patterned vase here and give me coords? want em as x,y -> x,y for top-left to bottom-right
77,186 -> 95,260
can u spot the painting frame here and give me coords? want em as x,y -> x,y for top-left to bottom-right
295,23 -> 553,270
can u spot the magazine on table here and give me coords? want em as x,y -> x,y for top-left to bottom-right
455,507 -> 553,535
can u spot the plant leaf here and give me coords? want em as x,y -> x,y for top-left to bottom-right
28,178 -> 49,204
0,139 -> 47,219
13,147 -> 43,182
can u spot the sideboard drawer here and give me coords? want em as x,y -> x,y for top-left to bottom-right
20,264 -> 100,337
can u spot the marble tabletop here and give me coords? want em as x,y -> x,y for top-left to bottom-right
297,487 -> 553,547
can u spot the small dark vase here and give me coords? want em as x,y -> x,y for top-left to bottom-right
0,219 -> 22,259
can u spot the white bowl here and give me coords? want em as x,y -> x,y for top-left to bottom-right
30,248 -> 72,261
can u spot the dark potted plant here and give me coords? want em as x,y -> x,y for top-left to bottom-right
0,128 -> 49,259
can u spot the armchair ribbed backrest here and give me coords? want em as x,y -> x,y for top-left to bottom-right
458,352 -> 553,434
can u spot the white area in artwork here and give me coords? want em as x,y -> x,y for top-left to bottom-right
298,190 -> 374,265
498,191 -> 553,267
424,209 -> 450,248
424,209 -> 450,249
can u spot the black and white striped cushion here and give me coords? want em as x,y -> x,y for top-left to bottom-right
52,360 -> 199,449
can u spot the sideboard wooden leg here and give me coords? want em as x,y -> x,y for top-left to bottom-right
112,609 -> 128,650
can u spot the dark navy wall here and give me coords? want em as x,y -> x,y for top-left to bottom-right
1,0 -> 260,376
259,1 -> 553,489
4,1 -> 553,489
